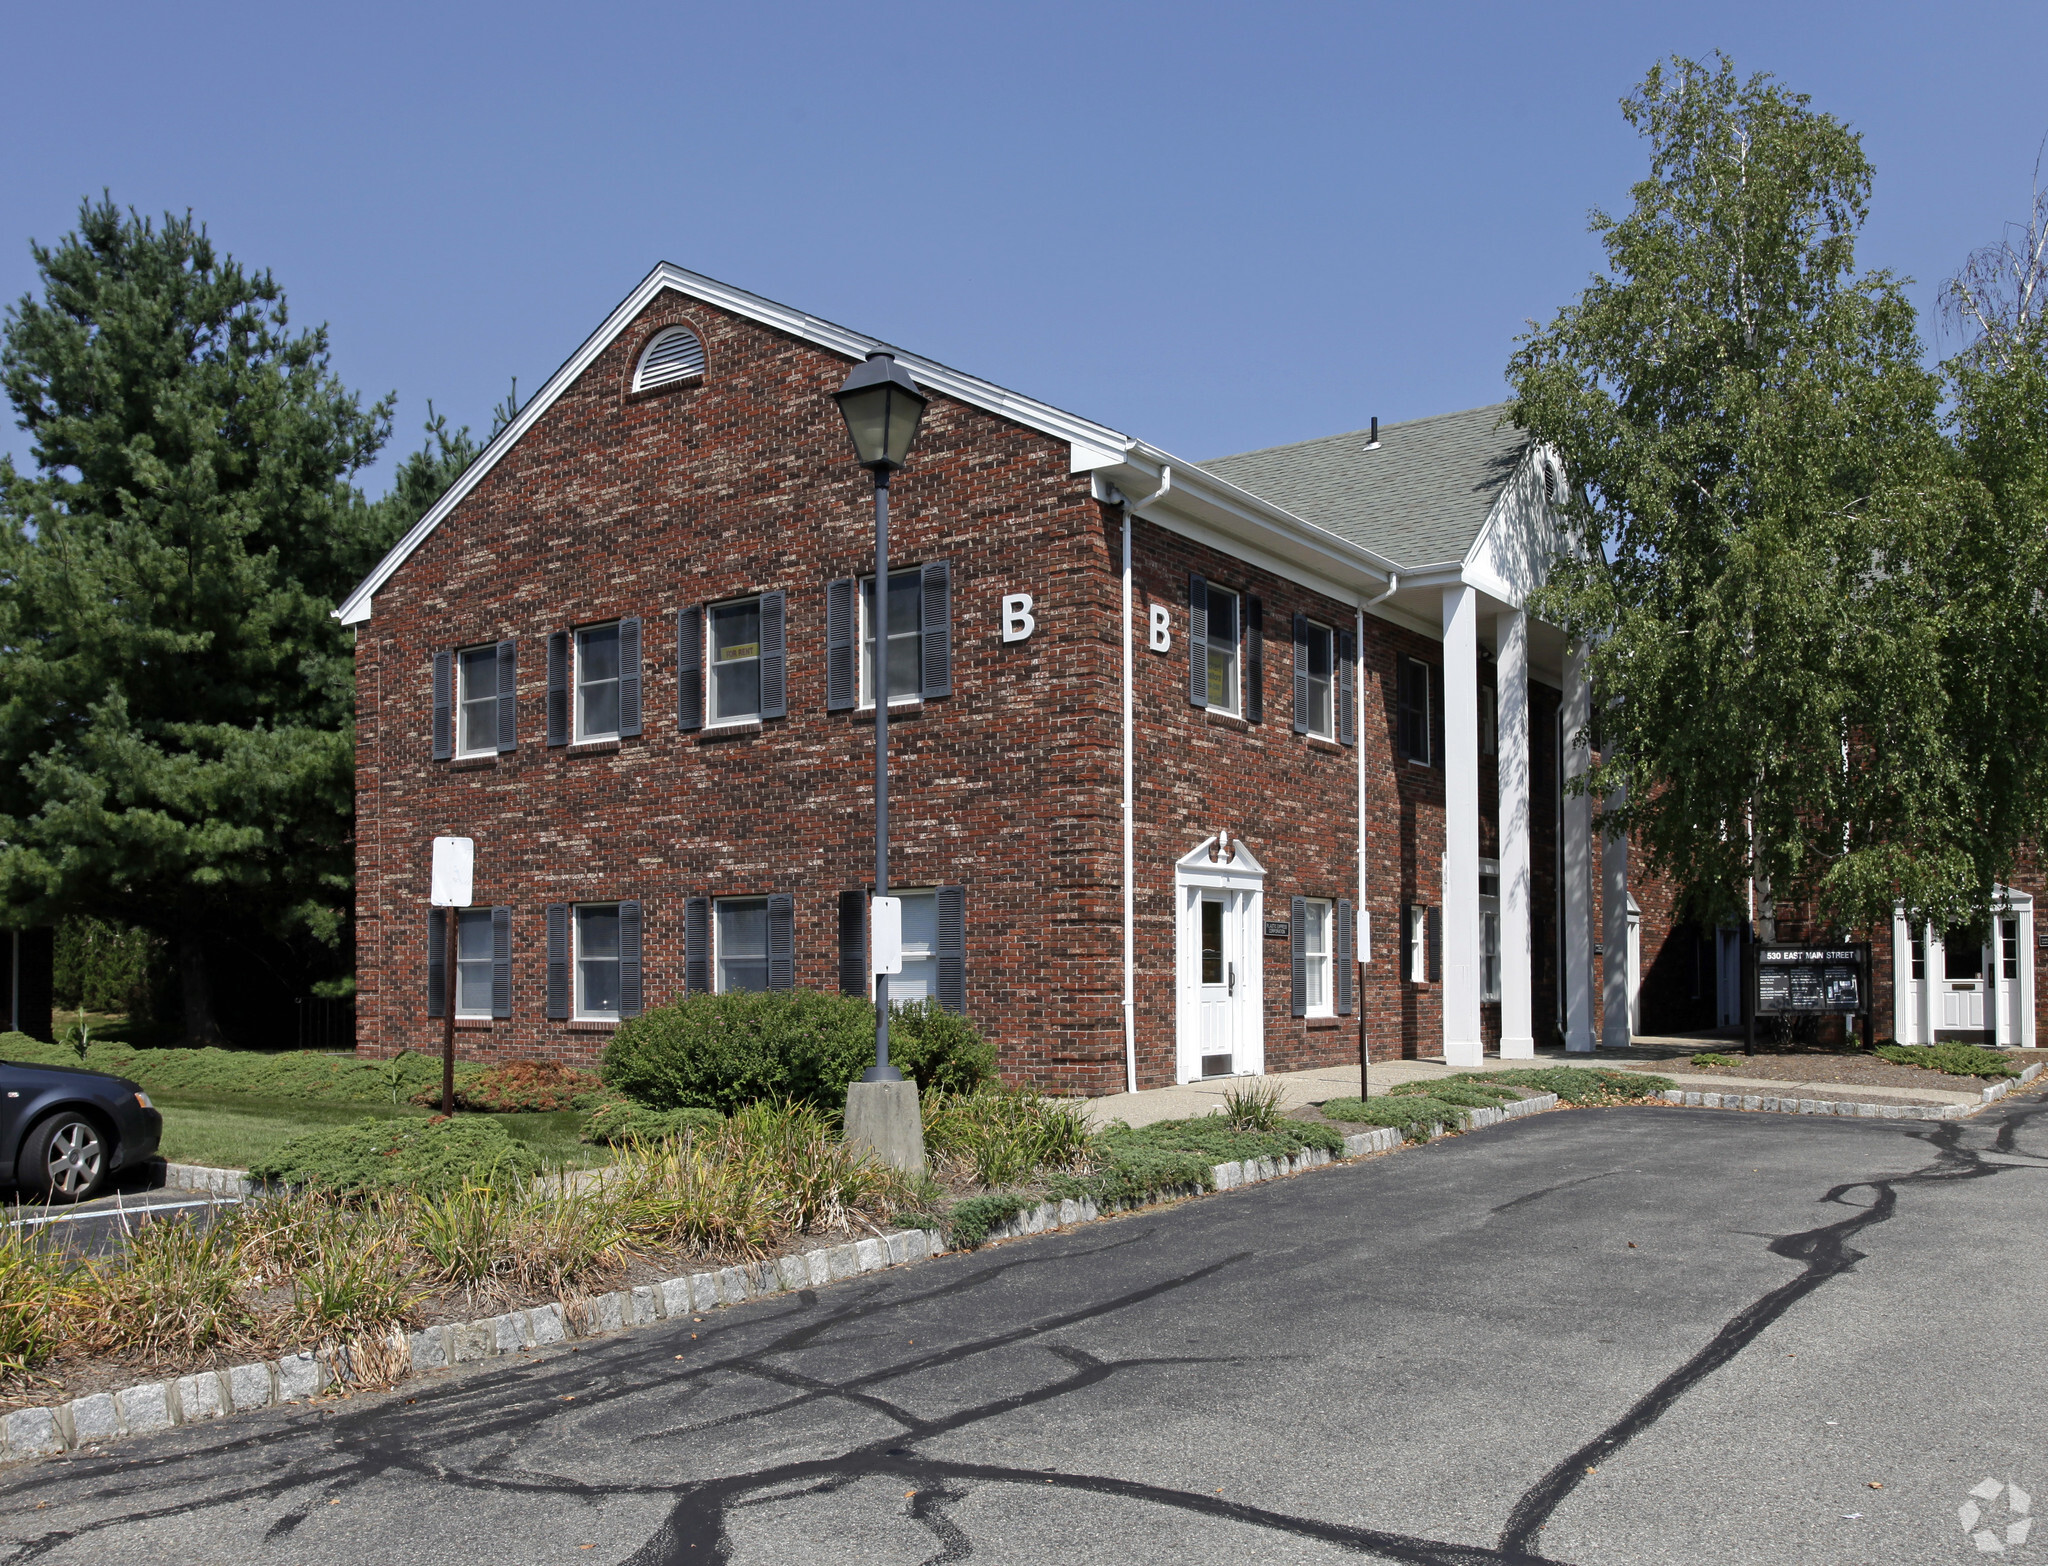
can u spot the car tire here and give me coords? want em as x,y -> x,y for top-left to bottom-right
21,1111 -> 110,1203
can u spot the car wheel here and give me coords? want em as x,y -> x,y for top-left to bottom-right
23,1112 -> 109,1203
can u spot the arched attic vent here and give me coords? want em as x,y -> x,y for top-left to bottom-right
633,325 -> 706,391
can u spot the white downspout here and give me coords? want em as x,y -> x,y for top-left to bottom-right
1121,467 -> 1170,1094
1355,605 -> 1369,966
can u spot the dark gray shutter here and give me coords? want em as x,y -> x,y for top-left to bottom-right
427,908 -> 448,1017
618,616 -> 643,737
1395,660 -> 1412,761
685,897 -> 711,994
546,633 -> 569,747
1429,663 -> 1444,770
545,904 -> 569,1019
1338,630 -> 1356,747
1188,574 -> 1208,707
677,606 -> 703,731
838,889 -> 868,995
1427,906 -> 1443,983
759,590 -> 787,719
495,639 -> 518,752
920,561 -> 951,698
1292,613 -> 1311,734
619,899 -> 643,1017
936,885 -> 966,1015
1290,895 -> 1307,1017
1336,899 -> 1354,1015
1399,904 -> 1413,982
767,893 -> 794,991
1246,597 -> 1263,725
491,906 -> 512,1018
431,652 -> 453,761
826,578 -> 856,711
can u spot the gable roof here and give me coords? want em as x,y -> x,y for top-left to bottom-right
334,263 -> 1138,625
1197,404 -> 1530,572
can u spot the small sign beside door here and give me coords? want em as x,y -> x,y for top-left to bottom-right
1263,920 -> 1291,939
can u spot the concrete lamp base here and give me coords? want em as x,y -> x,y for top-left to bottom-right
845,1078 -> 926,1174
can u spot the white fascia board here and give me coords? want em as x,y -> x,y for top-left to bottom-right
336,262 -> 1134,626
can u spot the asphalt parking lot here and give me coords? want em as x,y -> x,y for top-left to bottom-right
2,1096 -> 2041,1565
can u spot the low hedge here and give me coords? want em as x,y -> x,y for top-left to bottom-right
0,1032 -> 478,1105
247,1115 -> 541,1197
600,991 -> 995,1113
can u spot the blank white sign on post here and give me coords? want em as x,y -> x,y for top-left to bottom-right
870,895 -> 903,975
430,837 -> 475,908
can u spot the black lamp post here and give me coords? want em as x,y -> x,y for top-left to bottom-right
834,350 -> 928,1082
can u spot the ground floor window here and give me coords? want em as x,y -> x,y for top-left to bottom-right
1301,898 -> 1331,1015
879,889 -> 940,1003
717,896 -> 770,993
456,908 -> 494,1017
1479,859 -> 1501,1002
1408,905 -> 1427,983
576,904 -> 621,1018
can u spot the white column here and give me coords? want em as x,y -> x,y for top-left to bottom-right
1442,586 -> 1482,1067
1496,610 -> 1534,1058
1563,639 -> 1594,1051
1601,779 -> 1631,1049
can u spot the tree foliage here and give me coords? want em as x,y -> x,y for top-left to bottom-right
1508,56 -> 1983,933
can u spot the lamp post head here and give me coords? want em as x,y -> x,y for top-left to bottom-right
834,350 -> 928,473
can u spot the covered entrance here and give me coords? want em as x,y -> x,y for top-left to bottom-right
1175,835 -> 1265,1083
1892,892 -> 2036,1046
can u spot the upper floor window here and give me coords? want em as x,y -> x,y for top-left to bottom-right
633,325 -> 706,392
1398,656 -> 1434,765
1297,619 -> 1334,739
576,623 -> 621,741
861,569 -> 924,707
1202,583 -> 1241,715
710,598 -> 763,723
456,645 -> 502,757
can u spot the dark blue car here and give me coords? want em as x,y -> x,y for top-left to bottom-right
1,1057 -> 163,1202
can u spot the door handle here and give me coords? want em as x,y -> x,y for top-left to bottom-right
1228,961 -> 1236,996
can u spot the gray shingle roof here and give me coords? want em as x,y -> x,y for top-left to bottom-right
1199,403 -> 1529,571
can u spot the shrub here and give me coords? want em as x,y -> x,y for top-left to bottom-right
413,1059 -> 603,1112
600,990 -> 995,1113
248,1116 -> 541,1197
581,1101 -> 724,1147
1875,1042 -> 2020,1079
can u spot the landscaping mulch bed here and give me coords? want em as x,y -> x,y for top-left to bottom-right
1612,1048 -> 2042,1097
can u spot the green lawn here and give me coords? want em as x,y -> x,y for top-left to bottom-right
151,1091 -> 604,1173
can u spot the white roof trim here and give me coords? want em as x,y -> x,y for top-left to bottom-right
335,263 -> 1139,626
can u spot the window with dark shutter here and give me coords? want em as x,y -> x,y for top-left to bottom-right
618,616 -> 643,736
1427,905 -> 1443,983
1187,574 -> 1208,707
546,633 -> 570,747
1338,631 -> 1356,747
1398,656 -> 1434,765
1336,899 -> 1354,1014
920,561 -> 951,698
491,906 -> 512,1019
1246,598 -> 1264,725
759,590 -> 787,719
767,893 -> 794,991
1399,903 -> 1413,981
427,908 -> 448,1016
432,652 -> 453,761
677,606 -> 703,731
838,889 -> 868,995
826,579 -> 856,711
685,896 -> 711,994
619,899 -> 643,1017
545,904 -> 569,1018
495,640 -> 518,752
1290,894 -> 1308,1017
936,885 -> 966,1015
1292,615 -> 1311,735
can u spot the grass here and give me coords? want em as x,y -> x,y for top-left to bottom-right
151,1092 -> 603,1172
1,1032 -> 480,1106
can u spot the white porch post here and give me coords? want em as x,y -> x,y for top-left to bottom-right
1601,780 -> 1631,1049
1563,640 -> 1594,1051
1497,610 -> 1534,1058
1442,586 -> 1483,1067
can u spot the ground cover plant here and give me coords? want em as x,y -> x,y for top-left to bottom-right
1690,1052 -> 1744,1067
1321,1069 -> 1677,1141
412,1059 -> 605,1113
1873,1042 -> 2023,1079
0,1033 -> 480,1105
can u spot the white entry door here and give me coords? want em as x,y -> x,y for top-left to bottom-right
1937,927 -> 1987,1035
1175,835 -> 1267,1083
1197,893 -> 1240,1076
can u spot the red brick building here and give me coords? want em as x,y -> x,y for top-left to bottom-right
352,264 -> 2008,1092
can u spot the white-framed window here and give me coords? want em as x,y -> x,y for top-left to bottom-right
1480,683 -> 1497,757
1910,928 -> 1925,981
1479,858 -> 1501,1003
876,889 -> 941,1003
1301,621 -> 1334,739
574,903 -> 621,1019
575,623 -> 622,741
1408,905 -> 1427,983
716,896 -> 770,993
1302,897 -> 1332,1016
454,908 -> 494,1017
860,569 -> 923,707
708,597 -> 763,724
1205,584 -> 1241,715
456,645 -> 501,757
1400,657 -> 1433,765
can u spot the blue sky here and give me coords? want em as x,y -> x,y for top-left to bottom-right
3,1 -> 2044,491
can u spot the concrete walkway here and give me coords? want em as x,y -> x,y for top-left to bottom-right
1082,1036 -> 1984,1129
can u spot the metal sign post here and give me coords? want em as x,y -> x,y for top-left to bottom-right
430,837 -> 475,1114
1748,941 -> 1873,1056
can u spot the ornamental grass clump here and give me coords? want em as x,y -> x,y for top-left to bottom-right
922,1088 -> 1096,1189
0,1222 -> 69,1388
